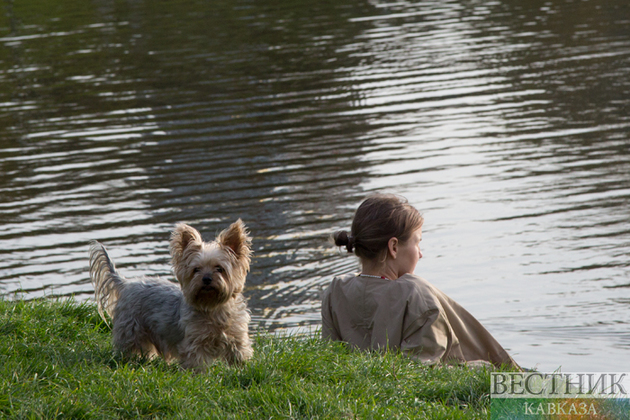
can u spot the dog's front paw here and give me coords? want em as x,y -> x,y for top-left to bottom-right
179,354 -> 208,372
224,343 -> 254,366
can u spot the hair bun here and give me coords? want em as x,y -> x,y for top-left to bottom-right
333,230 -> 354,253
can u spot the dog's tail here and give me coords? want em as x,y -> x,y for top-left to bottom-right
89,240 -> 126,326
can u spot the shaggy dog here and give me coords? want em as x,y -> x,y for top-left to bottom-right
89,220 -> 253,369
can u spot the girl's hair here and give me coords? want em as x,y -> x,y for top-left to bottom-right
333,194 -> 424,262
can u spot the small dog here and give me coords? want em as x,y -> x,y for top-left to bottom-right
89,220 -> 254,369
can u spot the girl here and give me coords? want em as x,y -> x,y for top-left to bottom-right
321,194 -> 519,368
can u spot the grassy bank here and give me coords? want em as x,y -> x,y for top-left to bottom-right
0,299 -> 494,419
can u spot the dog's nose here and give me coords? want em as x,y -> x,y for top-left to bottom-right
202,275 -> 212,285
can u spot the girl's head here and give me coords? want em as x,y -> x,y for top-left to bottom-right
333,194 -> 424,267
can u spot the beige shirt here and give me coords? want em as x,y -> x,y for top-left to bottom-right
321,273 -> 519,369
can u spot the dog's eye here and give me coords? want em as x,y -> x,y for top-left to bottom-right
193,267 -> 201,274
215,266 -> 224,273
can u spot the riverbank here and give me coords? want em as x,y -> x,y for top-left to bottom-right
1,299 -> 493,419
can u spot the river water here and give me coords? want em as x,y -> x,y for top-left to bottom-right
1,0 -> 629,372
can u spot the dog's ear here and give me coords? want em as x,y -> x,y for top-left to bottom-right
170,223 -> 203,272
217,219 -> 252,268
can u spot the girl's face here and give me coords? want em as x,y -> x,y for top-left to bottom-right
395,227 -> 423,276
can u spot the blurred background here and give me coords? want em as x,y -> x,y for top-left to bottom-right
1,0 -> 629,371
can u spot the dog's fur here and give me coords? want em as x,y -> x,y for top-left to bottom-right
89,220 -> 253,369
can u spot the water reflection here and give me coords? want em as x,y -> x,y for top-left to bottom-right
0,0 -> 629,371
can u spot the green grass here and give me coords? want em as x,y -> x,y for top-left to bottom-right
0,298 -> 495,419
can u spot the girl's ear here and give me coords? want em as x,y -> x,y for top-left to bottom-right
387,237 -> 399,259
